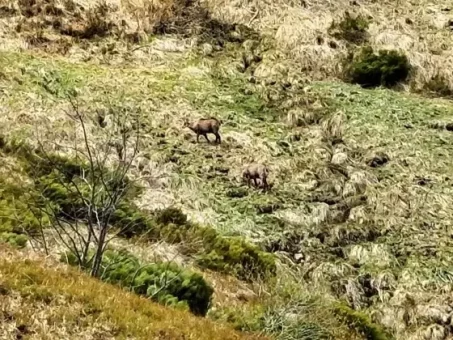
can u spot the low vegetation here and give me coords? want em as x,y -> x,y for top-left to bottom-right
344,47 -> 411,88
0,247 -> 266,339
328,11 -> 369,44
63,249 -> 214,316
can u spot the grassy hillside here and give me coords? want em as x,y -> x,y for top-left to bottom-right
0,247 -> 267,339
206,0 -> 453,92
0,0 -> 453,339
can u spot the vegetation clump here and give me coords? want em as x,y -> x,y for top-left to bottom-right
422,73 -> 453,97
155,206 -> 188,226
196,235 -> 276,280
329,11 -> 369,44
0,232 -> 28,248
63,249 -> 214,316
333,304 -> 392,340
344,47 -> 411,88
0,178 -> 43,247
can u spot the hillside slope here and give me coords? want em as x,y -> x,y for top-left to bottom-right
0,247 -> 268,340
0,0 -> 453,339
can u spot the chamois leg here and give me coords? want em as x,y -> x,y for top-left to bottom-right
253,178 -> 258,188
196,134 -> 200,143
262,177 -> 269,191
203,134 -> 210,143
215,132 -> 221,144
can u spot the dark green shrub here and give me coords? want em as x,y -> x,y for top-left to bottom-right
155,207 -> 188,226
135,263 -> 212,316
103,250 -> 213,316
112,202 -> 157,238
0,232 -> 28,248
0,180 -> 44,237
344,47 -> 411,88
329,11 -> 369,44
62,249 -> 214,316
333,303 -> 392,340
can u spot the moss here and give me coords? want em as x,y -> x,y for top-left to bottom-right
333,303 -> 392,340
344,47 -> 411,88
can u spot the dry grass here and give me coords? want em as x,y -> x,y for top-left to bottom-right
0,246 -> 269,340
205,0 -> 453,91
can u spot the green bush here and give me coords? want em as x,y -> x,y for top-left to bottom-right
0,232 -> 28,248
333,303 -> 392,340
155,207 -> 188,226
329,11 -> 369,44
0,180 -> 44,237
344,47 -> 411,88
62,249 -> 214,316
113,202 -> 157,238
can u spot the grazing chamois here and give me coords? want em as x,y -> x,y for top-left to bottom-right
184,117 -> 222,144
242,163 -> 270,190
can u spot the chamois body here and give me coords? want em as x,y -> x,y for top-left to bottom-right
184,117 -> 222,144
242,163 -> 269,190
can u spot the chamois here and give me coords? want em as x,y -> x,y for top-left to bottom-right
242,163 -> 270,190
184,117 -> 222,144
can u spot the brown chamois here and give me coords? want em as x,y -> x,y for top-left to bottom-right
242,163 -> 270,190
184,117 -> 222,144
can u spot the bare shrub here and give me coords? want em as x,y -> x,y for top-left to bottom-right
28,94 -> 140,277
